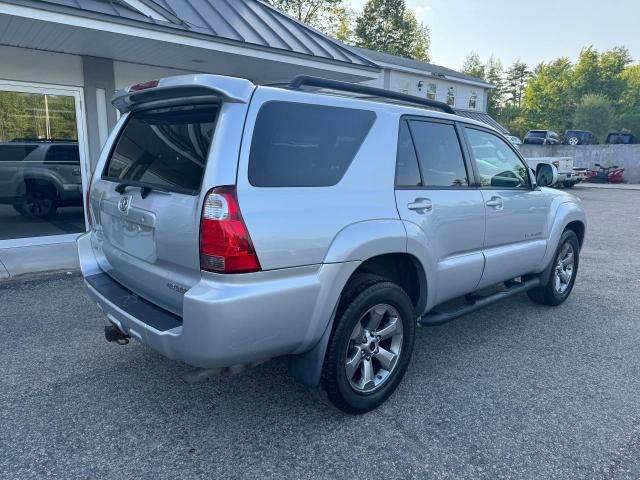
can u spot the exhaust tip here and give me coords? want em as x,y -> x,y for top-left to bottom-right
104,325 -> 130,345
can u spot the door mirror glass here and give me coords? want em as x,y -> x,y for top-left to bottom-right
536,163 -> 558,187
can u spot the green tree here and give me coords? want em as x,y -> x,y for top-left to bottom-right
354,0 -> 430,61
522,58 -> 574,133
461,52 -> 485,80
619,64 -> 640,113
265,0 -> 345,34
505,61 -> 533,108
573,46 -> 632,101
485,55 -> 504,117
572,94 -> 614,142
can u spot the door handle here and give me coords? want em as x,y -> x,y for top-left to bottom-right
485,196 -> 503,208
407,198 -> 433,212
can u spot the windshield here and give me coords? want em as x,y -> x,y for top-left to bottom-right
103,103 -> 219,194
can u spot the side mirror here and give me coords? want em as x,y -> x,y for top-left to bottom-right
594,163 -> 601,167
536,163 -> 558,187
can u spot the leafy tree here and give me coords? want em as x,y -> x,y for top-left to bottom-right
573,46 -> 632,101
619,65 -> 640,114
461,52 -> 485,80
354,0 -> 431,61
265,0 -> 345,35
573,94 -> 614,142
522,58 -> 574,133
616,113 -> 640,136
505,61 -> 533,108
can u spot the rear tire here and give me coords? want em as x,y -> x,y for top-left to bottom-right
323,275 -> 416,414
527,230 -> 579,306
19,183 -> 58,219
563,181 -> 575,188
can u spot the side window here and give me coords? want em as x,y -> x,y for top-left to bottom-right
395,121 -> 421,187
45,145 -> 80,163
248,102 -> 376,187
465,127 -> 530,189
408,120 -> 469,187
0,145 -> 37,162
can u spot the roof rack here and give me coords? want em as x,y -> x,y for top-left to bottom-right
289,75 -> 455,115
9,138 -> 77,143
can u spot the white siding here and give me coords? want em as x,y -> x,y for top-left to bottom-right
0,45 -> 83,86
364,68 -> 488,112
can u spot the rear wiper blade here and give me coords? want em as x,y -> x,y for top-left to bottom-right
114,181 -> 170,199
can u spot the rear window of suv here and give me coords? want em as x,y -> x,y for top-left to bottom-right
103,104 -> 218,194
248,101 -> 375,187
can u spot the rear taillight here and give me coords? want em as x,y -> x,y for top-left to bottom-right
200,186 -> 260,273
552,160 -> 560,168
85,171 -> 94,227
128,80 -> 159,92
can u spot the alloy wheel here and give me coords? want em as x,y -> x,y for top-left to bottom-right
554,243 -> 575,294
345,303 -> 404,393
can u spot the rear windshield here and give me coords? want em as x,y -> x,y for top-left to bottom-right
248,101 -> 376,187
103,104 -> 218,194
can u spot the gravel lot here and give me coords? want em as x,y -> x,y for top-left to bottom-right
1,187 -> 639,480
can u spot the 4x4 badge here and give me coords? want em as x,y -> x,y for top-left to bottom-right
117,195 -> 132,214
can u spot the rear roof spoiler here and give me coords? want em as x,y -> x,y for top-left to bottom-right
112,74 -> 255,113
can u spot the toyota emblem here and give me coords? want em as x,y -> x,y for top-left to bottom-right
117,195 -> 132,214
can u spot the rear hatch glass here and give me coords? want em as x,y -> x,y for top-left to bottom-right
103,104 -> 218,194
96,103 -> 219,315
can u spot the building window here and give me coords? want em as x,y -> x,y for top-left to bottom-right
397,78 -> 410,94
426,83 -> 437,100
469,91 -> 477,110
446,86 -> 456,106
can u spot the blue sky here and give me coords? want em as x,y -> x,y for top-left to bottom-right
346,0 -> 640,69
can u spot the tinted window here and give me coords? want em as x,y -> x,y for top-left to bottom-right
395,121 -> 421,187
527,131 -> 547,138
248,102 -> 375,187
104,104 -> 218,194
0,144 -> 38,162
45,145 -> 80,163
408,121 -> 468,187
466,128 -> 530,188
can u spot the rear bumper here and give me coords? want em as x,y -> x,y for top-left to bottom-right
78,232 -> 356,368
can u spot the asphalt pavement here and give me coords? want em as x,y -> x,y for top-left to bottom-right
1,186 -> 639,479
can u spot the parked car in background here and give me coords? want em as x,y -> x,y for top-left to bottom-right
525,157 -> 578,187
507,135 -> 522,148
77,74 -> 586,414
606,132 -> 635,144
0,140 -> 83,219
523,130 -> 560,145
563,130 -> 597,145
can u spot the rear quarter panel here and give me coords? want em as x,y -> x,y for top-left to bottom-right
236,88 -> 402,270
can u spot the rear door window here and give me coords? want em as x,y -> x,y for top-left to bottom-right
248,101 -> 376,187
103,104 -> 219,194
407,120 -> 469,187
0,144 -> 38,162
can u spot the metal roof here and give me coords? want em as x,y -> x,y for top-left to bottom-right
454,109 -> 509,134
352,46 -> 492,87
19,0 -> 378,69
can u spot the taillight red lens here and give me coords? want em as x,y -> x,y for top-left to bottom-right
200,186 -> 260,273
85,171 -> 94,227
552,160 -> 560,168
129,80 -> 159,92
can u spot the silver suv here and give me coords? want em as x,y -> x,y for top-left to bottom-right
78,75 -> 586,413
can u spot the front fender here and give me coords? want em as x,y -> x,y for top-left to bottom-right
539,200 -> 586,272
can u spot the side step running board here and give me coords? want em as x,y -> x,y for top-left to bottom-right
418,277 -> 541,327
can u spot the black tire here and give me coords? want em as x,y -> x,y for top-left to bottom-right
563,181 -> 575,188
527,230 -> 580,306
323,274 -> 416,414
19,183 -> 58,219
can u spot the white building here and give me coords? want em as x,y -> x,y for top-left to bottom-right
353,47 -> 506,133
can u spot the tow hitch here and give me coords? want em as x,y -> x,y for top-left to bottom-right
104,324 -> 130,345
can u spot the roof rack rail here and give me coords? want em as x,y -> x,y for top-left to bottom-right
289,75 -> 455,115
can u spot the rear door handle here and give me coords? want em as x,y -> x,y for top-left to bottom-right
485,196 -> 503,208
407,198 -> 433,212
